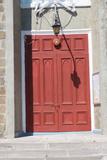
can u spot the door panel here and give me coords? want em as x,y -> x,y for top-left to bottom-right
74,54 -> 91,131
43,59 -> 54,105
25,34 -> 91,132
75,57 -> 87,105
33,54 -> 58,131
57,54 -> 75,131
61,58 -> 73,104
32,59 -> 41,106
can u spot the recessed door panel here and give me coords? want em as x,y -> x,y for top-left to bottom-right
61,58 -> 73,104
75,57 -> 87,105
32,59 -> 41,105
43,59 -> 54,105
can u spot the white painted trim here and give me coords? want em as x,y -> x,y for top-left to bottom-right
20,0 -> 91,9
21,29 -> 94,133
88,31 -> 95,131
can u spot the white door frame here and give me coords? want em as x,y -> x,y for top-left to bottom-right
21,29 -> 95,133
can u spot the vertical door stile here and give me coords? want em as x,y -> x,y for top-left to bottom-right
54,53 -> 59,131
40,54 -> 44,130
56,53 -> 62,131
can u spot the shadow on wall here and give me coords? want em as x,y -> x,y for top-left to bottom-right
14,2 -> 32,136
25,36 -> 33,133
21,8 -> 32,135
21,8 -> 32,30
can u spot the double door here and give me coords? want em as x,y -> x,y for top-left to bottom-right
25,34 -> 91,132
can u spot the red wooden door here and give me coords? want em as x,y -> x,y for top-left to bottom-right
25,34 -> 91,132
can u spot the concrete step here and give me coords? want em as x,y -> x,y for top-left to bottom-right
9,159 -> 43,160
0,159 -> 39,160
0,142 -> 102,150
0,142 -> 106,159
0,156 -> 103,160
0,134 -> 107,160
0,150 -> 103,158
0,142 -> 106,154
46,156 -> 103,160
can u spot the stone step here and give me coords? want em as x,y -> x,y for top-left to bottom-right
0,143 -> 47,151
0,155 -> 103,160
0,141 -> 106,159
0,150 -> 103,158
0,142 -> 106,154
0,142 -> 103,150
0,159 -> 41,160
46,156 -> 103,160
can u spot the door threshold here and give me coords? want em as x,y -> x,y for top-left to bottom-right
16,129 -> 102,137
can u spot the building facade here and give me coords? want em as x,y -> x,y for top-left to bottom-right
0,0 -> 107,137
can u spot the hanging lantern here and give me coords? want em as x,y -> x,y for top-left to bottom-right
52,17 -> 61,35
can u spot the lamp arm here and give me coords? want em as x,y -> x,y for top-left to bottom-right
58,2 -> 77,16
35,0 -> 77,19
35,1 -> 53,17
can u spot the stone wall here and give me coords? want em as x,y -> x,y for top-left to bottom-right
0,0 -> 6,136
99,0 -> 107,134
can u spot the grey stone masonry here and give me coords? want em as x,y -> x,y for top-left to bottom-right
0,0 -> 6,137
100,0 -> 107,134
